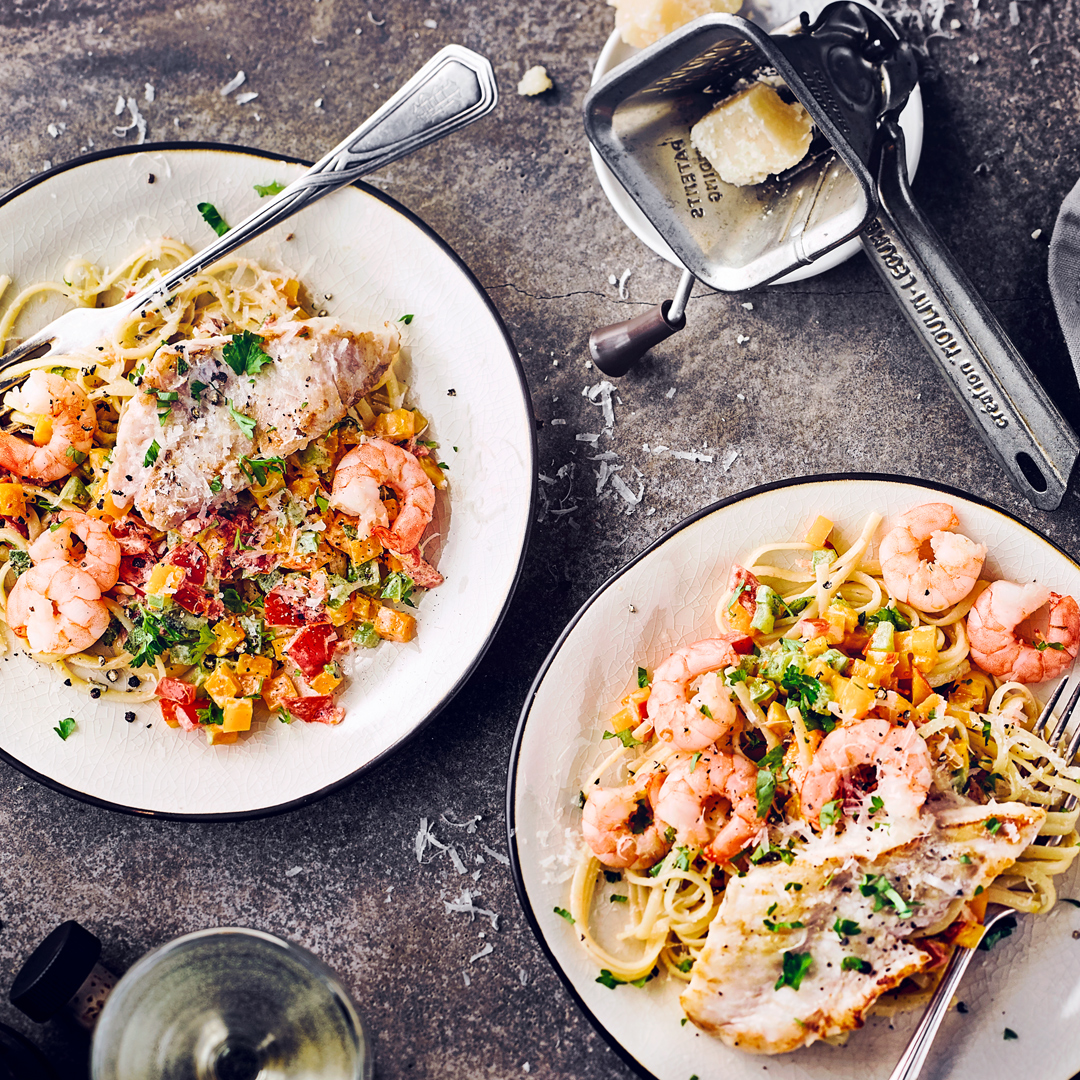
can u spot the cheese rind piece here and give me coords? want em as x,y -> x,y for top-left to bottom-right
517,65 -> 553,96
690,83 -> 813,187
609,0 -> 741,49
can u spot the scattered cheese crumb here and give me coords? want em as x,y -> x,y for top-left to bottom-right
518,65 -> 554,96
1009,0 -> 1019,23
1031,228 -> 1043,240
576,432 -> 600,444
470,942 -> 495,963
736,393 -> 745,401
608,273 -> 618,286
742,301 -> 754,310
666,387 -> 676,399
235,91 -> 259,105
618,268 -> 632,299
285,865 -> 302,877
550,418 -> 567,425
462,972 -> 471,986
144,83 -> 156,103
220,71 -> 246,96
114,95 -> 125,116
950,18 -> 961,28
673,450 -> 714,463
423,18 -> 438,28
314,97 -> 324,109
721,448 -> 740,471
737,333 -> 750,344
969,52 -> 981,63
482,844 -> 510,865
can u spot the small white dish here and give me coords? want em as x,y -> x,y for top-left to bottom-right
0,145 -> 534,819
509,475 -> 1080,1080
589,11 -> 924,285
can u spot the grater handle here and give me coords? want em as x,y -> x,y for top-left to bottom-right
862,119 -> 1079,511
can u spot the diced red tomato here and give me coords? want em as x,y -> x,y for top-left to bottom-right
156,677 -> 196,704
161,543 -> 223,618
282,695 -> 344,725
285,624 -> 339,677
727,565 -> 761,615
722,632 -> 755,655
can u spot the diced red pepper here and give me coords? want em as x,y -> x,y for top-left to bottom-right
156,677 -> 196,704
160,699 -> 200,732
264,587 -> 314,626
282,695 -> 344,725
285,624 -> 339,678
723,632 -> 755,655
164,543 -> 223,618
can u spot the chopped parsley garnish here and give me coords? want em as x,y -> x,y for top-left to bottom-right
1003,1028 -> 1018,1040
676,957 -> 694,973
833,918 -> 861,938
859,873 -> 916,919
143,440 -> 161,467
602,728 -> 642,749
609,894 -> 628,903
596,967 -> 656,989
774,951 -> 813,991
176,357 -> 189,375
690,751 -> 703,772
553,906 -> 575,923
153,389 -> 179,424
781,668 -> 824,717
54,717 -> 76,741
381,570 -> 415,606
196,700 -> 224,726
209,476 -> 223,493
223,331 -> 274,377
65,446 -> 87,464
227,401 -> 256,438
868,795 -> 885,817
197,201 -> 230,236
190,380 -> 209,399
221,588 -> 248,614
763,918 -> 805,932
819,799 -> 841,828
755,744 -> 786,818
865,605 -> 912,631
240,455 -> 285,486
7,550 -> 31,577
841,956 -> 873,974
727,582 -> 746,610
254,180 -> 286,197
979,915 -> 1017,951
1036,640 -> 1067,652
784,881 -> 803,892
315,492 -> 330,514
986,817 -> 1002,834
699,703 -> 713,719
637,666 -> 648,688
398,313 -> 415,324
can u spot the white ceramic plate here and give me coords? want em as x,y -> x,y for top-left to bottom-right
509,476 -> 1080,1080
589,3 -> 925,285
0,145 -> 534,819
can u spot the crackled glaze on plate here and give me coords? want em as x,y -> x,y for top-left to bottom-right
0,145 -> 533,818
509,477 -> 1080,1080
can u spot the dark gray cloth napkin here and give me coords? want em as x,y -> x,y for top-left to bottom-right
1050,175 -> 1080,379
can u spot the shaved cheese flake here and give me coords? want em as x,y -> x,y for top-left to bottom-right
449,846 -> 468,875
576,432 -> 600,444
469,942 -> 495,963
443,887 -> 500,929
220,70 -> 246,96
235,91 -> 259,105
482,844 -> 511,866
610,473 -> 642,506
144,83 -> 156,102
721,448 -> 740,471
673,450 -> 714,463
617,268 -> 632,300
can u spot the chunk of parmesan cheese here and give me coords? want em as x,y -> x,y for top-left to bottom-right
517,65 -> 553,96
609,0 -> 740,48
690,83 -> 813,187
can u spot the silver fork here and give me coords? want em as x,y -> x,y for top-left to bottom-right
887,676 -> 1080,1080
0,43 -> 497,383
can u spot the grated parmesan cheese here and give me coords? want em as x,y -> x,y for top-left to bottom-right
235,91 -> 259,105
220,71 -> 246,96
469,942 -> 495,963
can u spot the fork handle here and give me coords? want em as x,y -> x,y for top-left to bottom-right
886,944 -> 978,1080
130,44 -> 497,310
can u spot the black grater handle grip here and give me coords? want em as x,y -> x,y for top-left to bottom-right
862,119 -> 1079,510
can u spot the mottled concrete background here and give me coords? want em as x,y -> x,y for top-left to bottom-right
2,0 -> 1080,1077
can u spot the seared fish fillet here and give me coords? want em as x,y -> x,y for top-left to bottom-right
108,317 -> 399,530
681,801 -> 1045,1054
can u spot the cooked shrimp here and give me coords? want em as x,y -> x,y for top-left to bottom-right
967,580 -> 1080,683
6,559 -> 111,656
798,717 -> 933,826
654,748 -> 762,863
330,437 -> 435,554
648,639 -> 742,751
879,502 -> 986,612
0,371 -> 96,483
28,511 -> 121,590
582,784 -> 671,869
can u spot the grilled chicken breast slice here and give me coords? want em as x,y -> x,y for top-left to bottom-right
108,317 -> 399,530
681,801 -> 1045,1054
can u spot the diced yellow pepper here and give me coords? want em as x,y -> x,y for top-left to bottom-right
373,408 -> 420,442
835,676 -> 876,719
374,605 -> 416,643
804,515 -> 834,548
327,597 -> 354,627
352,596 -> 376,623
210,617 -> 247,657
87,447 -> 112,479
949,677 -> 989,713
418,456 -> 448,490
384,552 -> 404,573
249,471 -> 286,507
953,922 -> 985,949
804,635 -> 830,659
289,475 -> 320,501
145,563 -> 185,598
896,626 -> 938,671
236,654 -> 272,678
31,414 -> 53,446
236,673 -> 265,698
205,663 -> 241,706
262,672 -> 297,712
607,706 -> 636,734
910,667 -> 934,706
222,698 -> 253,732
850,657 -> 895,687
310,669 -> 342,695
88,492 -> 128,521
0,483 -> 25,519
766,701 -> 789,727
205,727 -> 239,746
825,598 -> 858,634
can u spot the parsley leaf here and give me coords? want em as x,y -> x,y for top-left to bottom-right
209,476 -> 223,493
197,201 -> 230,236
221,588 -> 248,614
602,728 -> 642,748
979,915 -> 1017,951
254,180 -> 286,197
865,605 -> 912,631
553,906 -> 575,924
143,440 -> 160,468
841,956 -> 873,974
609,894 -> 628,903
986,817 -> 1002,833
222,331 -> 274,377
227,401 -> 256,438
833,918 -> 861,938
1003,1028 -> 1018,1040
7,550 -> 31,577
196,700 -> 224,726
381,571 -> 415,606
398,313 -> 415,324
819,799 -> 841,828
774,951 -> 813,991
859,873 -> 917,919
54,717 -> 76,741
240,455 -> 285,486
637,666 -> 648,688
868,795 -> 884,817
763,918 -> 805,932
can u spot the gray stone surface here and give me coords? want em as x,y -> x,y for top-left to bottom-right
2,0 -> 1080,1077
